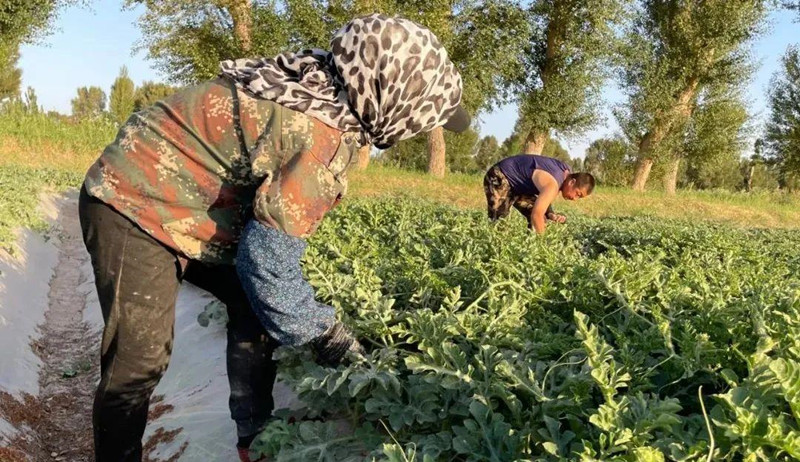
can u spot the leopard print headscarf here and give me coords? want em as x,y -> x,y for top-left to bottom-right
219,14 -> 463,149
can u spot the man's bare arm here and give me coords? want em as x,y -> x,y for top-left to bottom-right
531,171 -> 559,234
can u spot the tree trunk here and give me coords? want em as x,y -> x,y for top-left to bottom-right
631,77 -> 699,192
427,126 -> 446,178
631,157 -> 654,192
228,0 -> 253,53
745,165 -> 754,192
518,9 -> 560,157
631,128 -> 659,191
523,130 -> 547,154
356,145 -> 370,170
663,157 -> 680,195
514,14 -> 555,157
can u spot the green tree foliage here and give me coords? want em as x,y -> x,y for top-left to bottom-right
444,128 -> 481,174
131,0 -> 527,176
496,118 -> 572,165
514,0 -> 627,154
0,0 -> 77,99
378,128 -> 481,174
445,0 -> 530,114
109,66 -> 136,124
681,89 -> 749,190
0,49 -> 22,101
423,1 -> 528,177
765,46 -> 800,190
739,139 -> 780,191
750,162 -> 781,190
282,0 -> 361,48
378,136 -> 428,171
741,153 -> 780,191
22,87 -> 40,114
284,0 -> 529,176
498,134 -> 523,160
584,137 -> 636,186
619,0 -> 768,191
132,81 -> 178,112
2,86 -> 43,114
784,0 -> 800,16
541,137 -> 570,163
474,136 -> 500,171
498,119 -> 526,158
71,86 -> 107,120
127,0 -> 290,84
0,0 -> 70,44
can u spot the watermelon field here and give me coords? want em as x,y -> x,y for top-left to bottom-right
1,159 -> 799,460
1,153 -> 799,460
238,198 -> 800,461
2,0 -> 800,460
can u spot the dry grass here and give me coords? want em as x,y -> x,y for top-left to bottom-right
1,111 -> 797,245
0,107 -> 114,173
0,137 -> 100,173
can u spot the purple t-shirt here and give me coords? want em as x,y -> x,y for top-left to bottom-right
495,155 -> 570,196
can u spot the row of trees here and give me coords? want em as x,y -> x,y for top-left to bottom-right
764,44 -> 800,190
4,0 -> 799,191
580,136 -> 784,191
417,0 -> 799,192
1,1 -> 177,124
68,68 -> 177,123
124,0 -> 530,177
505,0 -> 795,194
378,121 -> 582,175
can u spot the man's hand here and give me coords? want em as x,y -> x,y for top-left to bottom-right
546,212 -> 566,224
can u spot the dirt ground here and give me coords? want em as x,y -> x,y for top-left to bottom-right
0,197 -> 190,462
0,197 -> 96,461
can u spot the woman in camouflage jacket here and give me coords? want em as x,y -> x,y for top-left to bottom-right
79,13 -> 470,462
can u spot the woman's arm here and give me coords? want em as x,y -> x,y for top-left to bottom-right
236,219 -> 332,346
236,220 -> 364,363
236,115 -> 361,362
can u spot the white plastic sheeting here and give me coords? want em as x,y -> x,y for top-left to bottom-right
139,282 -> 302,460
0,200 -> 61,446
2,193 -> 301,460
140,284 -> 239,460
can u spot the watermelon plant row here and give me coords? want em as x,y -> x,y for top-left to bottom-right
252,198 -> 800,461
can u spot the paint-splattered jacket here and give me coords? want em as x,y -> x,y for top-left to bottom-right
84,77 -> 359,264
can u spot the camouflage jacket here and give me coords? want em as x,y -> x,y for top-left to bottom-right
84,78 -> 360,264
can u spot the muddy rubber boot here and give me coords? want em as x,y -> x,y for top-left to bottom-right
310,321 -> 366,366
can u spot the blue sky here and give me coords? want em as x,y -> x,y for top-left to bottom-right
19,3 -> 798,158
